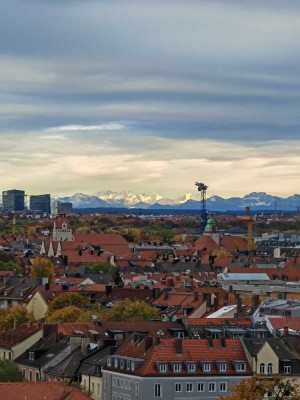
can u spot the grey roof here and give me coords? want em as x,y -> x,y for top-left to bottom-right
0,276 -> 38,300
219,272 -> 270,281
76,347 -> 111,375
45,346 -> 83,378
15,336 -> 70,368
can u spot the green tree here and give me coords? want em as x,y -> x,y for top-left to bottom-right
0,306 -> 31,332
112,268 -> 124,286
219,375 -> 300,400
30,257 -> 55,283
47,305 -> 83,323
0,253 -> 22,274
0,360 -> 23,382
105,299 -> 159,321
86,263 -> 116,274
47,293 -> 90,317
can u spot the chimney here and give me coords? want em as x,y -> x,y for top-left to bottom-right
105,285 -> 112,296
206,294 -> 212,311
174,338 -> 183,355
193,292 -> 198,302
236,294 -> 242,314
70,336 -> 82,352
152,287 -> 161,300
283,326 -> 289,337
42,323 -> 58,338
154,336 -> 161,346
220,337 -> 226,349
144,336 -> 153,353
252,295 -> 260,309
45,282 -> 50,291
213,295 -> 219,311
81,337 -> 91,355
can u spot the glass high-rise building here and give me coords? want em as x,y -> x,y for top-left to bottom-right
2,189 -> 25,212
30,194 -> 51,214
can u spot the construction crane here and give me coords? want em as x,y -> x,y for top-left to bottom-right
237,206 -> 255,252
195,182 -> 208,232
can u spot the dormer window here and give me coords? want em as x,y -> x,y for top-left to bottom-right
200,361 -> 211,372
114,358 -> 119,368
233,361 -> 246,372
185,362 -> 196,373
157,362 -> 168,373
173,363 -> 181,373
217,361 -> 227,373
28,351 -> 35,361
127,360 -> 131,370
107,357 -> 111,366
120,359 -> 124,369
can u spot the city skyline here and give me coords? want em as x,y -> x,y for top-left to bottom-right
1,1 -> 300,198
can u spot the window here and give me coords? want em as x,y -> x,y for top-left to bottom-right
127,360 -> 131,370
135,382 -> 139,397
28,351 -> 35,361
107,358 -> 111,366
154,383 -> 162,397
175,383 -> 182,392
91,382 -> 94,393
209,382 -> 216,392
159,363 -> 167,372
260,363 -> 265,374
188,363 -> 196,372
198,383 -> 205,392
35,371 -> 39,382
220,382 -> 227,392
83,379 -> 86,390
29,370 -> 32,382
104,376 -> 108,390
236,362 -> 246,372
219,362 -> 227,372
114,358 -> 118,368
97,383 -> 100,395
203,362 -> 211,372
268,363 -> 273,374
120,359 -> 124,369
112,377 -> 116,387
22,369 -> 26,379
173,363 -> 181,372
284,365 -> 291,374
186,383 -> 193,392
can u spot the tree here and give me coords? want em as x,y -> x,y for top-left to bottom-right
0,253 -> 22,274
30,257 -> 55,283
86,263 -> 116,275
0,306 -> 31,332
112,268 -> 124,287
47,306 -> 83,323
105,299 -> 160,321
219,375 -> 300,400
0,360 -> 23,382
47,293 -> 90,317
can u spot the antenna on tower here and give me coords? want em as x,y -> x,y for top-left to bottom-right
195,182 -> 208,232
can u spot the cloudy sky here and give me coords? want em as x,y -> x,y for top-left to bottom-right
1,0 -> 300,199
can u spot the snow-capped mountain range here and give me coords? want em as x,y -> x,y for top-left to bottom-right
54,191 -> 300,211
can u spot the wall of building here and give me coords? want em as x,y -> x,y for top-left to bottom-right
81,374 -> 102,400
102,370 -> 250,400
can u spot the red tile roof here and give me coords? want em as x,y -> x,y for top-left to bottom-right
0,382 -> 92,400
112,336 -> 251,377
267,317 -> 300,331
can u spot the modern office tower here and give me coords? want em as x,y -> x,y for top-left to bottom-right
2,189 -> 25,212
30,194 -> 51,214
51,201 -> 73,215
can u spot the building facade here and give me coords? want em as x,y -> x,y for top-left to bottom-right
2,189 -> 25,212
30,194 -> 51,214
102,335 -> 252,400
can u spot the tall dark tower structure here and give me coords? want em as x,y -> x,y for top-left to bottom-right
195,182 -> 208,232
2,189 -> 25,212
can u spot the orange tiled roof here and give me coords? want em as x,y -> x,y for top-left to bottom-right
113,337 -> 251,376
0,382 -> 92,400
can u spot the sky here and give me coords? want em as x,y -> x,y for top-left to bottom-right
1,0 -> 300,200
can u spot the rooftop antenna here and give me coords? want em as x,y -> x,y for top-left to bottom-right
195,182 -> 208,232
